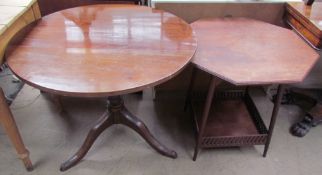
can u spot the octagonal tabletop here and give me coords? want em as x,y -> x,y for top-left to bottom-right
6,4 -> 197,97
191,18 -> 319,86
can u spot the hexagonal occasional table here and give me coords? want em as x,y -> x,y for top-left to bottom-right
186,18 -> 319,160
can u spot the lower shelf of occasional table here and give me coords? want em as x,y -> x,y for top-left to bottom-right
191,90 -> 268,148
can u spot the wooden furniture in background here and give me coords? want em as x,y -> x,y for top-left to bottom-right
186,17 -> 318,160
37,0 -> 145,16
0,88 -> 33,171
0,0 -> 41,64
0,0 -> 41,171
6,4 -> 197,171
284,2 -> 322,137
285,2 -> 322,49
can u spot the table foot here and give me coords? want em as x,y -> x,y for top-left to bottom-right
120,108 -> 177,158
60,96 -> 177,171
60,111 -> 113,171
192,144 -> 199,161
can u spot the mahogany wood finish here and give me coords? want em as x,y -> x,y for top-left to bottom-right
0,88 -> 33,171
6,5 -> 196,98
60,96 -> 177,171
188,18 -> 318,160
285,2 -> 322,49
191,18 -> 319,86
37,0 -> 143,16
6,5 -> 196,171
263,85 -> 284,157
192,76 -> 219,161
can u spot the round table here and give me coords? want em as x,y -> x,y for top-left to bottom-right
6,4 -> 197,171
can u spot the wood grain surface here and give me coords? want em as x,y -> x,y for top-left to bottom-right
191,17 -> 319,86
6,4 -> 197,97
286,2 -> 322,37
285,2 -> 322,49
37,0 -> 142,16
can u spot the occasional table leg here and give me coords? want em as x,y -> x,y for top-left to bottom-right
193,77 -> 218,161
60,95 -> 177,171
60,111 -> 114,171
184,67 -> 196,111
263,84 -> 284,157
0,88 -> 33,171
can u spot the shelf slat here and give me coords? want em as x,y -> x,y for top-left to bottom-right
191,90 -> 268,148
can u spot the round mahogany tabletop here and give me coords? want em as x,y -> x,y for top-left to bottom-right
191,18 -> 319,86
6,4 -> 197,97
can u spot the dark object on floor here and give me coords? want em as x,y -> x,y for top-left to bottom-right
278,88 -> 322,137
291,103 -> 322,137
0,64 -> 24,105
272,88 -> 316,109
